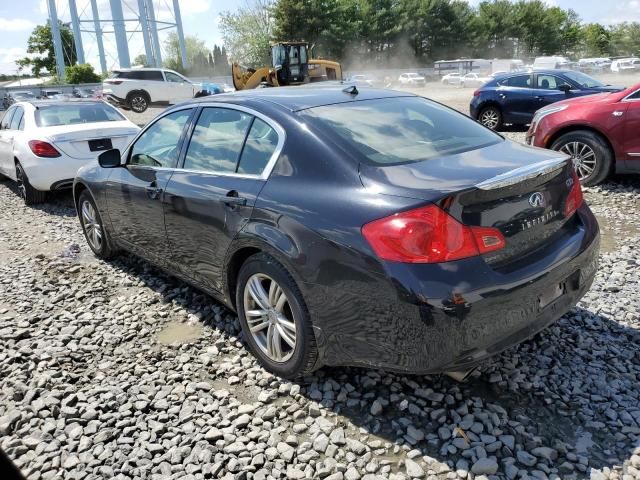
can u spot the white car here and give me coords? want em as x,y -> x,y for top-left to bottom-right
103,68 -> 200,113
611,58 -> 640,73
398,73 -> 426,87
461,73 -> 491,88
441,73 -> 462,85
0,100 -> 139,204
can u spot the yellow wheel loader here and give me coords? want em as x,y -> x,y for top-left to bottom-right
231,42 -> 342,90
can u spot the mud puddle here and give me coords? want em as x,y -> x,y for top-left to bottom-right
596,215 -> 640,254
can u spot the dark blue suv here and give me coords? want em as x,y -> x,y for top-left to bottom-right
470,70 -> 623,130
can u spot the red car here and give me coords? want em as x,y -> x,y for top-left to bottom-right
526,82 -> 640,185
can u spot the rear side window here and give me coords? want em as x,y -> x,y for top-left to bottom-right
1,108 -> 15,129
304,97 -> 502,166
499,75 -> 531,88
129,109 -> 192,168
35,103 -> 124,127
183,107 -> 252,173
237,118 -> 279,175
10,107 -> 23,130
112,70 -> 163,81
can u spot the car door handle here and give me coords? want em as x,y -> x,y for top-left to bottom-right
498,93 -> 506,99
220,195 -> 247,206
535,96 -> 543,100
145,183 -> 163,200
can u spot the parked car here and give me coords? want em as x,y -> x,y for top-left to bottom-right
470,69 -> 624,130
533,56 -> 572,70
103,68 -> 201,113
0,100 -> 139,204
73,86 -> 599,379
526,83 -> 640,186
73,87 -> 97,98
7,91 -> 36,106
441,72 -> 462,85
611,58 -> 640,73
40,90 -> 62,99
346,74 -> 376,87
461,73 -> 491,88
398,73 -> 426,87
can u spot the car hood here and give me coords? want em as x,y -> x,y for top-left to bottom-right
359,139 -> 569,201
549,91 -> 617,108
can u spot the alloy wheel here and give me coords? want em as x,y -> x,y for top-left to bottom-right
559,141 -> 597,181
480,109 -> 499,129
131,96 -> 147,113
15,165 -> 26,200
81,200 -> 103,251
243,273 -> 297,363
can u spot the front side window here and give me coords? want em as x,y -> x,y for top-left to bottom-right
536,75 -> 567,90
10,107 -> 23,130
628,89 -> 640,100
304,97 -> 502,166
183,107 -> 252,173
165,72 -> 186,83
500,75 -> 531,88
129,109 -> 192,168
35,104 -> 125,127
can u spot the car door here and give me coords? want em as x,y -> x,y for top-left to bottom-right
163,71 -> 195,103
533,74 -> 576,109
622,89 -> 640,165
104,107 -> 194,265
163,105 -> 282,292
0,106 -> 17,176
495,73 -> 535,123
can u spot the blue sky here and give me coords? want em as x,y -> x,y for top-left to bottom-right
0,0 -> 635,75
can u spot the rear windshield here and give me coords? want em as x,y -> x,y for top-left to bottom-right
303,97 -> 502,166
35,103 -> 125,127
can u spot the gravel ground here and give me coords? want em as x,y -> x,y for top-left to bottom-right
1,87 -> 640,480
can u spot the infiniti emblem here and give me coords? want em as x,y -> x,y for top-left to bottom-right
529,192 -> 545,208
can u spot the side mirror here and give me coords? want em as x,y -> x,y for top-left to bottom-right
98,149 -> 122,168
559,84 -> 572,93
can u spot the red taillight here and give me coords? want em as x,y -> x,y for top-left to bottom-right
564,169 -> 584,217
473,89 -> 480,97
104,80 -> 123,85
28,140 -> 61,158
362,204 -> 505,263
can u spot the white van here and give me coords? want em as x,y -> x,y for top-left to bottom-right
533,56 -> 572,70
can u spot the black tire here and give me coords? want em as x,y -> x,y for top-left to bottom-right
478,106 -> 503,131
550,130 -> 612,186
78,190 -> 116,259
15,162 -> 46,205
236,252 -> 318,380
127,91 -> 149,113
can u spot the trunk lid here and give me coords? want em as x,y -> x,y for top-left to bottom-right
41,122 -> 139,160
360,140 -> 577,266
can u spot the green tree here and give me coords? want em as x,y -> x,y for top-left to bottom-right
65,63 -> 101,83
475,0 -> 517,58
133,54 -> 148,66
163,32 -> 209,74
608,22 -> 640,56
220,0 -> 274,68
17,21 -> 77,77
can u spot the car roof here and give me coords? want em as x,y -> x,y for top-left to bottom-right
179,84 -> 416,112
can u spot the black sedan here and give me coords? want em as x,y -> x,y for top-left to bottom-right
73,85 -> 599,379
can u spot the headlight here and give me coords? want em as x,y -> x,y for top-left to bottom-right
531,104 -> 569,132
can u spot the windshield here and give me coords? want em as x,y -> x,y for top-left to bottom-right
35,103 -> 125,127
303,97 -> 502,166
563,71 -> 605,88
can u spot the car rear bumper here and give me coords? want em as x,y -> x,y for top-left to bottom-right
305,204 -> 599,374
22,154 -> 94,191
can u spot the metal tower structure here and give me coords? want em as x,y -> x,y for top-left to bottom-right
46,0 -> 188,78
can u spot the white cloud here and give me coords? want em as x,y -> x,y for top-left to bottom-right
0,18 -> 36,32
0,47 -> 28,75
605,0 -> 640,23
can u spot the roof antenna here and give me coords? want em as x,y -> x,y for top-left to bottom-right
342,85 -> 358,95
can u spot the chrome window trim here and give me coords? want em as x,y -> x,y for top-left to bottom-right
622,89 -> 640,102
628,153 -> 640,157
123,105 -> 196,167
179,102 -> 286,181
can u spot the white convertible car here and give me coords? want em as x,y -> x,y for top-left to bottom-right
0,100 -> 139,204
